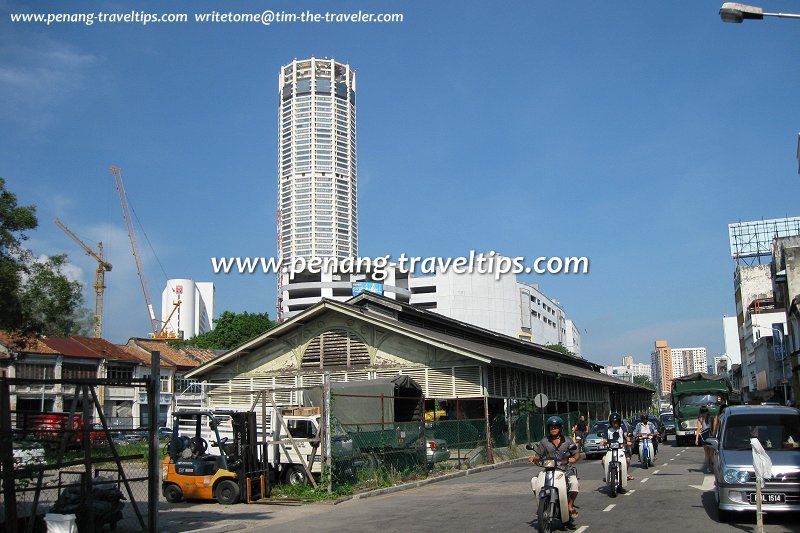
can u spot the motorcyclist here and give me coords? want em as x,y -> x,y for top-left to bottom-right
529,415 -> 580,523
601,412 -> 633,481
634,413 -> 658,466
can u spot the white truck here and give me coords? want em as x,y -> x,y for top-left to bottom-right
185,375 -> 428,486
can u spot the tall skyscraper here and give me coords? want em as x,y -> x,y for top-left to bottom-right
277,58 -> 359,321
277,58 -> 357,260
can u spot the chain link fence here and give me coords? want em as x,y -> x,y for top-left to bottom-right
328,395 -> 494,491
0,378 -> 155,533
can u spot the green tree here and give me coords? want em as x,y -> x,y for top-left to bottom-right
0,177 -> 38,331
18,255 -> 87,335
633,375 -> 656,390
0,177 -> 89,335
177,311 -> 277,350
545,343 -> 573,356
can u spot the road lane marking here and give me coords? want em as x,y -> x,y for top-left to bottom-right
652,470 -> 660,474
670,458 -> 674,461
676,453 -> 681,456
603,504 -> 616,512
574,527 -> 589,533
662,463 -> 669,466
640,477 -> 649,483
689,475 -> 715,491
623,489 -> 635,495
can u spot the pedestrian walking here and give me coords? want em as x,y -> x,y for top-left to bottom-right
695,405 -> 713,473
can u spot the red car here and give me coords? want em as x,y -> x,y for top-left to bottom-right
25,413 -> 108,448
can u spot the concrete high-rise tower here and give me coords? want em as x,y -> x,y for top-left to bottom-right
277,58 -> 357,261
651,340 -> 672,398
276,58 -> 358,321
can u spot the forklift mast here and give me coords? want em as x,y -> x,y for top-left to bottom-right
229,411 -> 271,501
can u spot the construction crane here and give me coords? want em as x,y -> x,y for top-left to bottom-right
53,218 -> 112,338
109,165 -> 163,338
158,298 -> 181,339
110,166 -> 184,340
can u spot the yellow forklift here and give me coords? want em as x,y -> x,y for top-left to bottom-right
161,410 -> 271,504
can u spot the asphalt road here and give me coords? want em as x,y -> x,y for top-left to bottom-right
158,439 -> 797,532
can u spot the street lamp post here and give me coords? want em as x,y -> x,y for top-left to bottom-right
720,2 -> 800,23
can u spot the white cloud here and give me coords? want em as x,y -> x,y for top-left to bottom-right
31,222 -> 165,342
0,35 -> 97,133
75,223 -> 158,342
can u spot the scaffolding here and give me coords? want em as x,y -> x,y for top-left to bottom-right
728,217 -> 800,266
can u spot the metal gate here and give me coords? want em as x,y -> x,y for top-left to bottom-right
0,377 -> 156,533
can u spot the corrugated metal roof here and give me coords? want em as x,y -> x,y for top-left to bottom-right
71,336 -> 144,363
129,339 -> 205,369
0,331 -> 59,356
350,302 -> 648,390
181,346 -> 218,364
188,294 -> 649,392
41,337 -> 104,359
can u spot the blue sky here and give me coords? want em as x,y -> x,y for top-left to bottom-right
2,0 -> 799,367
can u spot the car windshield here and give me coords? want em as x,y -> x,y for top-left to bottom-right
679,394 -> 722,407
722,413 -> 800,451
661,414 -> 674,423
590,423 -> 609,434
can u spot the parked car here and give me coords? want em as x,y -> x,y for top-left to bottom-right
583,421 -> 633,459
660,413 -> 675,439
125,426 -> 148,443
583,422 -> 609,459
426,438 -> 450,465
707,405 -> 800,521
159,427 -> 173,440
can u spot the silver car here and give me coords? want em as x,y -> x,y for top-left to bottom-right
707,405 -> 800,521
583,421 -> 633,459
426,438 -> 450,465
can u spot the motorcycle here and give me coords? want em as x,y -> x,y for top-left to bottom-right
638,433 -> 655,469
573,433 -> 583,453
526,442 -> 578,533
601,431 -> 628,497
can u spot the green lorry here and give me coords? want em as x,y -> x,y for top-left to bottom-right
670,372 -> 732,446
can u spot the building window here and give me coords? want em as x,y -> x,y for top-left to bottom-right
14,363 -> 54,380
62,364 -> 97,380
107,366 -> 134,382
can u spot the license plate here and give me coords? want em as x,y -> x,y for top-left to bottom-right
748,492 -> 785,504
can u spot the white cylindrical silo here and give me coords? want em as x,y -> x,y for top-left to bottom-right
162,279 -> 196,339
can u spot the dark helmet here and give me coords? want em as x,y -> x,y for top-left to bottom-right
609,412 -> 622,425
640,413 -> 649,422
546,416 -> 565,430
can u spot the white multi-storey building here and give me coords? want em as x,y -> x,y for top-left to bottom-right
670,347 -> 707,378
723,315 -> 741,366
601,357 -> 652,383
409,268 -> 582,356
161,279 -> 214,340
